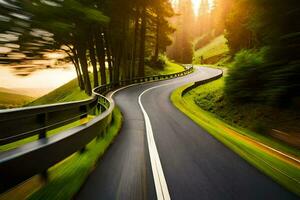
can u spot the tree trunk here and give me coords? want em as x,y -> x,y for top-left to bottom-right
104,30 -> 113,83
77,43 -> 92,95
114,41 -> 122,84
66,48 -> 84,90
138,6 -> 146,77
131,8 -> 140,78
95,29 -> 107,85
88,35 -> 99,88
153,14 -> 160,62
73,59 -> 84,90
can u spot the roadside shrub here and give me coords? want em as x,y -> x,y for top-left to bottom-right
260,60 -> 300,106
225,47 -> 300,107
148,55 -> 166,69
251,121 -> 269,134
225,48 -> 266,102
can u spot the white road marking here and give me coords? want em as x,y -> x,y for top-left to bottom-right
138,83 -> 174,200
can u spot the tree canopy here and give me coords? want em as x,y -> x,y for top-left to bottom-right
0,0 -> 175,94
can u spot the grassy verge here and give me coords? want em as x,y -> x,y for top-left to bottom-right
171,83 -> 300,196
26,107 -> 122,200
145,59 -> 184,76
0,73 -> 123,199
192,77 -> 300,151
159,59 -> 185,75
0,107 -> 122,200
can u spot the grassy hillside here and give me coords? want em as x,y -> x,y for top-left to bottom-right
193,35 -> 230,64
28,79 -> 89,106
0,89 -> 34,109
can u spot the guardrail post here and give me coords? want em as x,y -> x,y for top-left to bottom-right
38,113 -> 48,139
80,105 -> 88,119
37,113 -> 49,181
40,170 -> 48,182
80,105 -> 88,153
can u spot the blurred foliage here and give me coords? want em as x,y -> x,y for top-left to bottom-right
0,0 -> 176,95
225,49 -> 266,102
147,55 -> 166,69
0,0 -> 108,62
225,48 -> 300,107
224,0 -> 300,107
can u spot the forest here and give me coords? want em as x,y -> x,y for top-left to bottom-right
0,0 -> 175,96
168,0 -> 300,107
0,1 -> 300,199
1,0 -> 299,106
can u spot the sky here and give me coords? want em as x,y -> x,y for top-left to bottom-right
171,0 -> 214,16
0,65 -> 76,96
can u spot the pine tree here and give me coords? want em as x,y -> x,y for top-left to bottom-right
167,0 -> 194,63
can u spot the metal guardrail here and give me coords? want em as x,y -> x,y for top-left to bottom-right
181,68 -> 223,96
0,65 -> 193,193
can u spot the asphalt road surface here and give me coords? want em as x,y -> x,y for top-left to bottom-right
77,67 -> 297,200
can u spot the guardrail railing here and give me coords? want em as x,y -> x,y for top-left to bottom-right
0,65 -> 193,193
181,68 -> 223,96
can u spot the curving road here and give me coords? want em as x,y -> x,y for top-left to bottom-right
77,67 -> 297,200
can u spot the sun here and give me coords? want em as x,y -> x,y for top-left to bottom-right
170,0 -> 214,16
191,0 -> 199,16
193,0 -> 214,16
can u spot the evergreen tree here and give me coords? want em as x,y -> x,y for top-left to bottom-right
197,0 -> 211,36
167,0 -> 194,63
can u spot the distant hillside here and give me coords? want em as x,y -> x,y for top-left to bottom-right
193,35 -> 230,64
0,88 -> 34,109
0,87 -> 20,94
28,78 -> 89,106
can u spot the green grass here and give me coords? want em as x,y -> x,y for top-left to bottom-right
145,59 -> 184,76
28,78 -> 89,106
171,82 -> 300,196
191,77 -> 300,154
27,107 -> 122,200
193,35 -> 229,64
0,91 -> 34,109
160,59 -> 185,75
